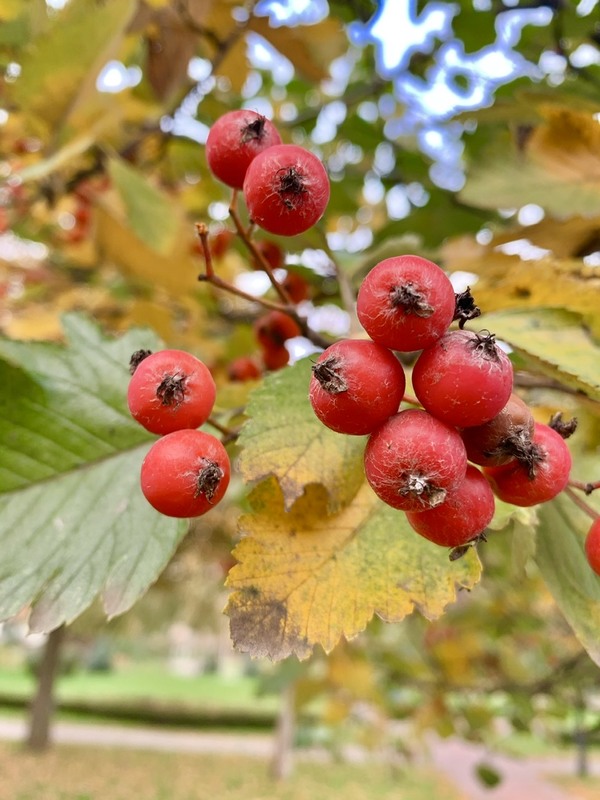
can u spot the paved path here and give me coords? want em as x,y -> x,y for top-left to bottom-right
424,735 -> 597,800
0,717 -> 597,799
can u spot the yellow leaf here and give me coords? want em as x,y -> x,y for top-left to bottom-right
94,206 -> 200,297
237,358 -> 366,512
249,15 -> 347,83
225,478 -> 481,661
442,241 -> 600,337
460,107 -> 600,217
9,0 -> 137,140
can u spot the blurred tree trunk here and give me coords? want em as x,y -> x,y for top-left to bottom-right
26,625 -> 66,751
270,681 -> 296,780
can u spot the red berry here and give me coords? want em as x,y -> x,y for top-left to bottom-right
412,329 -> 514,428
356,255 -> 456,352
484,422 -> 572,506
460,393 -> 535,467
243,144 -> 330,236
364,409 -> 468,511
309,339 -> 406,436
227,355 -> 262,382
253,239 -> 285,270
127,349 -> 216,435
282,271 -> 310,303
253,310 -> 301,349
585,518 -> 600,576
406,465 -> 495,548
140,429 -> 230,518
262,344 -> 290,371
206,110 -> 282,189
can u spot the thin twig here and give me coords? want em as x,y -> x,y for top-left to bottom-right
569,480 -> 600,497
207,415 -> 239,444
564,487 -> 599,521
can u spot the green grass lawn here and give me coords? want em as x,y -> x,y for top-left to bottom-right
0,663 -> 278,713
0,741 -> 466,800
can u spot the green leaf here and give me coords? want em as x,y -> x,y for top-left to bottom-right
0,314 -> 187,632
535,493 -> 600,667
483,308 -> 600,401
226,478 -> 481,661
108,157 -> 181,255
237,358 -> 366,512
9,0 -> 136,137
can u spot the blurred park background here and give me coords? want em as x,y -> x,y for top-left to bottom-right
2,0 -> 600,798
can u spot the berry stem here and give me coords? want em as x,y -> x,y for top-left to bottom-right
564,487 -> 600,520
401,393 -> 422,407
195,223 -> 287,312
207,415 -> 239,445
569,479 -> 600,496
228,190 -> 293,306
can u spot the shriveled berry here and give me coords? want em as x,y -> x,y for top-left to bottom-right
460,393 -> 535,468
484,422 -> 572,506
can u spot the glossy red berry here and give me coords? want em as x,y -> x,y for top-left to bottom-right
309,339 -> 406,436
141,429 -> 230,518
484,422 -> 572,506
412,329 -> 514,428
585,518 -> 600,576
406,465 -> 496,548
356,255 -> 456,352
128,349 -> 216,435
460,393 -> 535,467
243,144 -> 330,236
206,110 -> 282,189
364,408 -> 468,511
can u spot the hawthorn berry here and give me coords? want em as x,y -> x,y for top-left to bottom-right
227,355 -> 262,382
356,255 -> 456,352
406,465 -> 496,548
141,429 -> 230,518
253,310 -> 301,349
460,392 -> 535,468
206,110 -> 282,189
411,329 -> 514,428
309,339 -> 406,436
253,239 -> 285,270
128,349 -> 216,435
364,408 -> 468,511
262,345 -> 290,371
585,518 -> 600,576
243,144 -> 330,236
484,422 -> 572,506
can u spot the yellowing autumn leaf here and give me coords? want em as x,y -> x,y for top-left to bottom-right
225,478 -> 481,661
460,107 -> 600,217
483,308 -> 600,401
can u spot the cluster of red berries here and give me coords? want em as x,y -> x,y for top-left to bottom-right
127,350 -> 230,519
309,254 -> 574,559
205,109 -> 330,237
